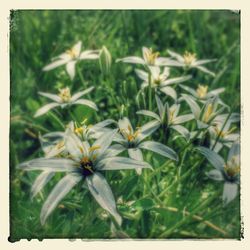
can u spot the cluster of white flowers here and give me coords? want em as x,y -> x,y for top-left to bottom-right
18,42 -> 240,229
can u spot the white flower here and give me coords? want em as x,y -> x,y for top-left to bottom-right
135,66 -> 191,100
43,41 -> 100,80
180,84 -> 225,101
166,50 -> 216,77
34,86 -> 97,117
116,47 -> 172,66
18,129 -> 151,226
181,94 -> 225,129
137,95 -> 194,139
110,117 -> 178,175
197,141 -> 240,205
208,113 -> 240,152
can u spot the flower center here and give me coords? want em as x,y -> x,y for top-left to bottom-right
224,156 -> 240,178
183,51 -> 197,66
80,156 -> 95,176
120,125 -> 141,144
214,126 -> 236,138
196,84 -> 208,98
66,48 -> 78,59
59,87 -> 71,102
145,48 -> 160,65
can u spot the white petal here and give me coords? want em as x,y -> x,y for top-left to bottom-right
167,50 -> 184,62
40,174 -> 81,225
179,84 -> 197,97
136,110 -> 160,121
65,128 -> 86,160
128,148 -> 144,175
43,59 -> 69,71
206,88 -> 225,98
66,61 -> 77,80
155,95 -> 164,119
116,56 -> 145,65
72,99 -> 98,111
86,172 -> 122,225
31,171 -> 55,198
34,102 -> 61,117
38,92 -> 61,103
196,146 -> 225,170
195,65 -> 215,77
206,169 -> 224,181
70,86 -> 94,102
18,158 -> 77,172
223,182 -> 238,205
80,50 -> 100,60
97,156 -> 151,171
193,59 -> 217,66
181,94 -> 201,119
72,41 -> 82,57
92,129 -> 118,158
161,75 -> 192,86
149,66 -> 161,79
92,119 -> 117,130
171,125 -> 190,139
135,69 -> 148,81
173,114 -> 194,125
118,117 -> 133,133
139,141 -> 178,161
103,144 -> 126,158
228,141 -> 240,162
160,86 -> 177,100
139,120 -> 161,141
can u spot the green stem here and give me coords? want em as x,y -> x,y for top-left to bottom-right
48,111 -> 65,130
211,109 -> 233,151
148,69 -> 152,111
77,64 -> 86,88
159,190 -> 220,238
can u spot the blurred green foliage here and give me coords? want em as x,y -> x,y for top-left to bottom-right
10,10 -> 240,240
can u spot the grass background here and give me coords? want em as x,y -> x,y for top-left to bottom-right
10,10 -> 240,240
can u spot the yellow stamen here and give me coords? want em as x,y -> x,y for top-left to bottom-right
214,126 -> 236,138
89,145 -> 101,153
56,141 -> 64,149
74,127 -> 84,134
81,118 -> 88,125
224,156 -> 240,177
66,48 -> 78,59
81,156 -> 90,164
203,104 -> 213,123
84,165 -> 94,174
183,51 -> 197,65
196,85 -> 208,98
169,109 -> 175,123
59,87 -> 71,102
145,48 -> 160,65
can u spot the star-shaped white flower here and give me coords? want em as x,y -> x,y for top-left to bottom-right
43,41 -> 100,80
197,141 -> 240,205
18,129 -> 151,226
135,66 -> 191,100
166,50 -> 216,77
34,86 -> 97,117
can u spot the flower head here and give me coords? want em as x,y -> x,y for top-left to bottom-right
116,47 -> 172,67
43,41 -> 100,80
112,117 -> 178,175
197,141 -> 240,205
135,66 -> 191,100
166,49 -> 216,77
18,129 -> 151,226
34,86 -> 98,117
137,95 -> 193,139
